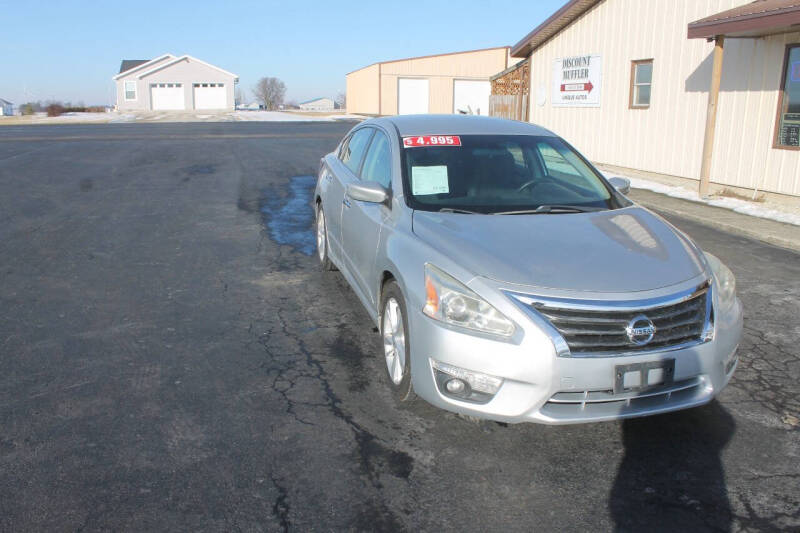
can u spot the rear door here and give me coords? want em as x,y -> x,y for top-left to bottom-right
453,79 -> 490,116
326,127 -> 374,260
150,83 -> 185,110
398,78 -> 429,115
193,83 -> 226,109
341,128 -> 393,304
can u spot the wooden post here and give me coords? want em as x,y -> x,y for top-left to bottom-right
516,65 -> 524,121
699,35 -> 724,197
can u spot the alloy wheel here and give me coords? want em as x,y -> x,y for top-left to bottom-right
382,298 -> 406,385
316,209 -> 326,262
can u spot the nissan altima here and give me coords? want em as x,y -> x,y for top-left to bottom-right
313,115 -> 742,424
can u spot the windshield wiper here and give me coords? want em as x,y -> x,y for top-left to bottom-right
493,205 -> 600,215
438,208 -> 484,215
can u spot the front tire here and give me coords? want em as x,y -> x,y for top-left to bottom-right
380,281 -> 415,402
316,205 -> 336,271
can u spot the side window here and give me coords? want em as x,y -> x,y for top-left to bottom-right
630,59 -> 653,108
775,44 -> 800,148
339,128 -> 374,174
360,131 -> 392,188
337,134 -> 351,159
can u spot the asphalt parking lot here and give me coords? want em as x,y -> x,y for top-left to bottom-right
0,122 -> 798,532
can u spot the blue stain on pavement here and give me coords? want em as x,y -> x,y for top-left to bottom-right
260,175 -> 317,256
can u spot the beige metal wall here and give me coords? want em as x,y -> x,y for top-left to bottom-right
346,48 -> 512,116
713,30 -> 800,196
526,0 -> 800,197
345,63 -> 380,114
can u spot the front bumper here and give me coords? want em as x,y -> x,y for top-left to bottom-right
408,287 -> 743,425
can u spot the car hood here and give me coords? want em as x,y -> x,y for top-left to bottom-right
412,207 -> 706,293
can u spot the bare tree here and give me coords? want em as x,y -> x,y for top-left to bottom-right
235,87 -> 246,106
252,77 -> 286,110
335,92 -> 346,110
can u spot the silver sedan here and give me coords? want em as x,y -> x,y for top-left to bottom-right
314,115 -> 742,424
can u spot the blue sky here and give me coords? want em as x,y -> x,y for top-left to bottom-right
0,0 -> 564,106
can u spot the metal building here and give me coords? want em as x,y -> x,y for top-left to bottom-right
504,0 -> 800,200
346,47 -> 515,117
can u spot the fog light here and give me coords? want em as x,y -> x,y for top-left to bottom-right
431,359 -> 503,404
445,379 -> 466,394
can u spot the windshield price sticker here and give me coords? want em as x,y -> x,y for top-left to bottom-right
403,136 -> 461,148
411,166 -> 450,195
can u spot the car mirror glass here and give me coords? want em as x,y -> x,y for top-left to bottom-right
346,182 -> 389,204
609,176 -> 631,195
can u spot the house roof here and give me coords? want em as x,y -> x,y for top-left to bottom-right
136,55 -> 239,81
688,0 -> 800,39
511,0 -> 602,58
299,97 -> 332,104
119,59 -> 150,74
347,46 -> 511,76
112,54 -> 174,80
0,98 -> 12,106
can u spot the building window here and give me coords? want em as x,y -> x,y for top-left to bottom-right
124,81 -> 136,100
630,60 -> 653,108
775,44 -> 800,149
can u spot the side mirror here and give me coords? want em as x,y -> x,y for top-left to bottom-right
608,176 -> 631,195
346,182 -> 390,204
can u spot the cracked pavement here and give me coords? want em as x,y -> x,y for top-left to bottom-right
0,122 -> 797,531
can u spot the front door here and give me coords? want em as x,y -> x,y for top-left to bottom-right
341,129 -> 393,305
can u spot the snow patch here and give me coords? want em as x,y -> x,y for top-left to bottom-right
606,172 -> 800,227
231,111 -> 360,122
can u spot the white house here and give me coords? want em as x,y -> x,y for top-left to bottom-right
0,99 -> 14,116
298,97 -> 334,111
113,54 -> 238,111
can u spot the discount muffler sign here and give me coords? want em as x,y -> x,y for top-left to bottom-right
552,55 -> 602,107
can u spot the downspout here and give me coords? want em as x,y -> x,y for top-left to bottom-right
699,35 -> 725,197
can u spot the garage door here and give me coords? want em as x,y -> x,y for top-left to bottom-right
193,83 -> 227,110
150,83 -> 185,110
398,78 -> 429,115
453,80 -> 491,116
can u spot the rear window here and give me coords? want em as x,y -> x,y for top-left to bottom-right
402,135 -> 618,213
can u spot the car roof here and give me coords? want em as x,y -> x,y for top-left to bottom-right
367,114 -> 557,137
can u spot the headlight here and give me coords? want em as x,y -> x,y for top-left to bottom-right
704,252 -> 736,310
423,264 -> 515,337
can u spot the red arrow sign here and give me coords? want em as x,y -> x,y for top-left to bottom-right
560,81 -> 594,93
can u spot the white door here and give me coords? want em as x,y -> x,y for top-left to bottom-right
150,83 -> 185,110
398,78 -> 429,115
453,80 -> 491,116
193,83 -> 227,110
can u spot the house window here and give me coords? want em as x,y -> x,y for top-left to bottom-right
124,81 -> 137,100
775,44 -> 800,149
630,60 -> 653,108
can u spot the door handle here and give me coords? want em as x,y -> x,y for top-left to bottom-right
343,197 -> 351,208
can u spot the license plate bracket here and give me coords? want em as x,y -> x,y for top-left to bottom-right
613,359 -> 675,394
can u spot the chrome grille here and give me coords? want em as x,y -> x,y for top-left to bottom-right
521,283 -> 711,356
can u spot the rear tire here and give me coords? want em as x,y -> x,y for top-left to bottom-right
316,205 -> 336,271
380,281 -> 415,402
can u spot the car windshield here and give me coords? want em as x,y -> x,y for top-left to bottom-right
402,134 -> 623,214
